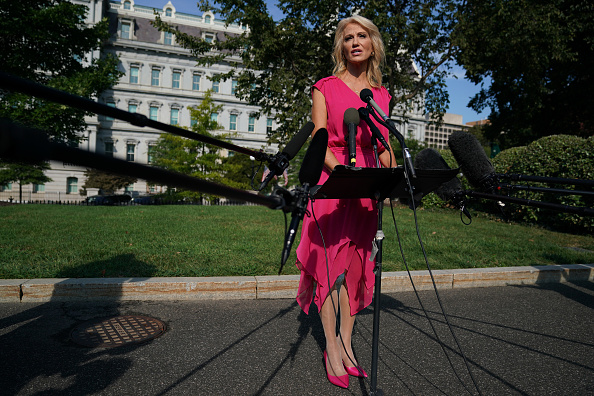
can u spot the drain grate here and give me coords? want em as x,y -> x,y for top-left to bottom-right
70,315 -> 166,348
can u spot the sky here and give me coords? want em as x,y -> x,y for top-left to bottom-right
135,0 -> 490,124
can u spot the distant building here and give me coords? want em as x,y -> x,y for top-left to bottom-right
424,113 -> 469,150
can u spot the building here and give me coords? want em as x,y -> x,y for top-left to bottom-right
1,0 -> 274,202
424,113 -> 469,150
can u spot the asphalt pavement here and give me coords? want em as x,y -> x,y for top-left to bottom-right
1,280 -> 593,395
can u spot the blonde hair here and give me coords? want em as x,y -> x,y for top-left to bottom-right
332,15 -> 385,88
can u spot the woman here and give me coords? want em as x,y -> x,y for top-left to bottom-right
295,15 -> 397,389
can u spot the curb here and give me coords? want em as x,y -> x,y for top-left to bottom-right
0,264 -> 592,303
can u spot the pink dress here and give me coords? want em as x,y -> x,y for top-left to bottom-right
295,76 -> 392,316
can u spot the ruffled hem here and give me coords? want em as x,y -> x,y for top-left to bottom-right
296,241 -> 374,316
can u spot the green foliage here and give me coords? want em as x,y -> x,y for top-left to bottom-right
0,0 -> 122,144
455,0 -> 594,148
151,91 -> 255,199
81,169 -> 137,195
0,161 -> 52,201
154,0 -> 461,144
492,135 -> 594,233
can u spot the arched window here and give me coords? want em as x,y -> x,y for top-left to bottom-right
205,15 -> 211,24
123,1 -> 131,10
165,8 -> 172,17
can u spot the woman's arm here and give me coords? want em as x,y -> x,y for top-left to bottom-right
312,88 -> 341,172
379,138 -> 398,168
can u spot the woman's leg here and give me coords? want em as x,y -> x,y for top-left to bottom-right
338,286 -> 358,368
320,288 -> 347,377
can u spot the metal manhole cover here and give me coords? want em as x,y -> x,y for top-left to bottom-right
70,315 -> 166,348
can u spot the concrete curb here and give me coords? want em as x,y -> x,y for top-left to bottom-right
0,264 -> 592,302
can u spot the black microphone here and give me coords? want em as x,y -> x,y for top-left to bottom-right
414,148 -> 471,220
360,89 -> 415,177
448,131 -> 498,192
360,88 -> 388,121
358,107 -> 390,152
279,128 -> 328,273
260,121 -> 315,190
344,108 -> 359,166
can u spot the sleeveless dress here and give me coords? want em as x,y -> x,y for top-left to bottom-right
295,76 -> 392,316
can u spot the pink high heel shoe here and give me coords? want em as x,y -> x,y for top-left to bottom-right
324,350 -> 349,389
344,363 -> 368,378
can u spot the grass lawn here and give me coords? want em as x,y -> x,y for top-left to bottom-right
1,204 -> 593,279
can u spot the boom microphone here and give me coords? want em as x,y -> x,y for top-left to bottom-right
448,131 -> 498,192
344,108 -> 359,166
414,148 -> 471,220
280,128 -> 328,273
260,121 -> 315,190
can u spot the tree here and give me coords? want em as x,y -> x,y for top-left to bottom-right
0,0 -> 122,144
81,169 -> 137,196
153,0 -> 462,145
0,161 -> 52,202
455,0 -> 594,148
151,91 -> 246,201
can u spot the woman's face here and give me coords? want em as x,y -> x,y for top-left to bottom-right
342,23 -> 373,65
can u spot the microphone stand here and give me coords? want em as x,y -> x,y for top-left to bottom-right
369,135 -> 385,396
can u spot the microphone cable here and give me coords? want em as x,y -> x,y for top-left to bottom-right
387,192 -> 483,396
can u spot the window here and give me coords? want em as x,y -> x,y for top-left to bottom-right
248,116 -> 255,132
121,22 -> 131,39
149,106 -> 158,121
164,31 -> 173,45
125,184 -> 134,193
192,74 -> 200,90
165,8 -> 172,17
123,1 -> 131,10
190,118 -> 197,127
129,66 -> 139,84
204,33 -> 214,43
266,118 -> 274,134
212,79 -> 219,93
104,142 -> 114,157
67,177 -> 78,194
151,68 -> 160,86
172,71 -> 181,89
105,101 -> 116,121
205,15 -> 211,24
1,183 -> 12,191
147,145 -> 156,164
33,184 -> 45,193
229,114 -> 237,131
170,108 -> 179,125
128,103 -> 137,113
126,144 -> 135,162
231,79 -> 238,95
210,112 -> 218,123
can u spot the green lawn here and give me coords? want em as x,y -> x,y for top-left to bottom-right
1,204 -> 592,279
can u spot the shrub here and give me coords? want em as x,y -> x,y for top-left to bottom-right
491,135 -> 593,232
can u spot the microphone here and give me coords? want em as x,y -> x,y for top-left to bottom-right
344,108 -> 359,166
360,89 -> 415,177
448,131 -> 498,192
357,107 -> 390,152
414,148 -> 471,220
360,88 -> 388,121
260,121 -> 315,190
279,128 -> 328,273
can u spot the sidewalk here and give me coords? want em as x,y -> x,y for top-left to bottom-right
1,264 -> 592,302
